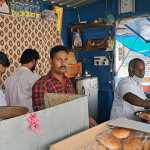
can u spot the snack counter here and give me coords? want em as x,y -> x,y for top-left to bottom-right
49,118 -> 150,150
49,122 -> 108,150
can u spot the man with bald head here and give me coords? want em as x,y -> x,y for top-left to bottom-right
110,58 -> 150,119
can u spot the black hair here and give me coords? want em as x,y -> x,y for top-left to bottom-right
128,58 -> 144,77
50,45 -> 69,59
0,51 -> 10,67
20,48 -> 40,64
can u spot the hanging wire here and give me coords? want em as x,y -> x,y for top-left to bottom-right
76,7 -> 81,23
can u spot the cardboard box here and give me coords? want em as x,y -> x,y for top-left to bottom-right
0,95 -> 89,150
65,63 -> 82,78
44,93 -> 82,108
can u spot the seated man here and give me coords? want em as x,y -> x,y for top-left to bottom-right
32,45 -> 97,127
0,51 -> 10,106
110,58 -> 150,119
5,48 -> 40,112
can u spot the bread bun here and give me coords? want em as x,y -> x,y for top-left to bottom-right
144,139 -> 150,150
112,127 -> 131,139
123,137 -> 143,150
97,134 -> 121,150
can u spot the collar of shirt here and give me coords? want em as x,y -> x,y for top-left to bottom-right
130,76 -> 142,87
16,66 -> 31,73
47,71 -> 68,84
45,71 -> 75,94
129,76 -> 145,93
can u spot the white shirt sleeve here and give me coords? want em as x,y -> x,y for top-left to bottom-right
117,79 -> 135,98
0,90 -> 7,106
28,73 -> 40,88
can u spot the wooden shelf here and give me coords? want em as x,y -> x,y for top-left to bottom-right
71,22 -> 114,30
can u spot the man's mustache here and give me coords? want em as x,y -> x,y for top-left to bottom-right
59,66 -> 67,69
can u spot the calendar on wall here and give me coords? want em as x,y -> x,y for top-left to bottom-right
118,0 -> 135,14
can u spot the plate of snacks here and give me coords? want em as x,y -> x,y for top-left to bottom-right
134,110 -> 150,123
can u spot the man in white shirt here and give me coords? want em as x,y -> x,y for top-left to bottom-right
5,49 -> 40,112
0,51 -> 10,106
110,58 -> 150,119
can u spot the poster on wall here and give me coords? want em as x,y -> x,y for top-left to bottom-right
118,0 -> 135,14
0,0 -> 10,14
53,6 -> 63,33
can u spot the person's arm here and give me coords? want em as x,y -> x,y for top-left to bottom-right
123,92 -> 150,108
89,116 -> 97,128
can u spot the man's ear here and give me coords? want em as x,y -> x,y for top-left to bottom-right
0,64 -> 5,77
129,66 -> 133,77
32,59 -> 36,64
0,64 -> 5,73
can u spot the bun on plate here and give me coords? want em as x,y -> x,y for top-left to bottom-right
123,137 -> 143,150
111,127 -> 131,139
97,134 -> 121,150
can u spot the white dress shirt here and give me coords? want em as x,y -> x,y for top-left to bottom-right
110,76 -> 146,119
5,66 -> 40,112
0,89 -> 7,106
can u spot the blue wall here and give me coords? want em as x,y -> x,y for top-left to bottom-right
77,0 -> 116,22
40,0 -> 150,45
61,0 -> 114,46
135,0 -> 150,15
60,0 -> 150,122
76,50 -> 114,123
61,8 -> 78,46
61,1 -> 115,123
61,0 -> 150,45
77,0 -> 107,22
